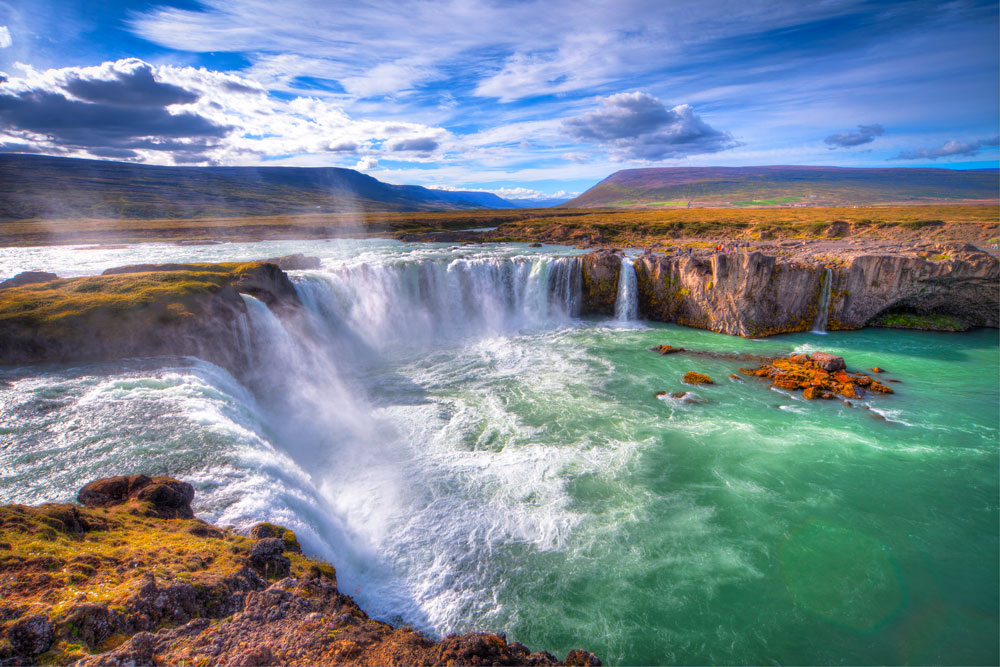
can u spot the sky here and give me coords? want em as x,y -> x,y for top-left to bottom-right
0,0 -> 997,200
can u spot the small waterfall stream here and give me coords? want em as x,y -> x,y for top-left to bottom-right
811,267 -> 833,333
615,256 -> 639,321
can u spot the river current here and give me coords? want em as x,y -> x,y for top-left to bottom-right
1,239 -> 997,665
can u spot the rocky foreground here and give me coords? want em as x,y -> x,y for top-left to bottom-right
0,476 -> 600,666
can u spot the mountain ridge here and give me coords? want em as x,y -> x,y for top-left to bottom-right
0,154 -> 530,220
562,165 -> 999,208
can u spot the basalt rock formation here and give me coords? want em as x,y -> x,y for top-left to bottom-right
0,262 -> 300,370
579,250 -> 621,315
580,244 -> 998,337
0,477 -> 600,667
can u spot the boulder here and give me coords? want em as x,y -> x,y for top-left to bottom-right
77,476 -> 194,519
6,613 -> 53,657
682,372 -> 713,385
810,352 -> 846,372
0,271 -> 59,289
651,344 -> 684,355
248,538 -> 291,579
248,522 -> 302,553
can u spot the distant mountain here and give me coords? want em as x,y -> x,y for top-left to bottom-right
504,198 -> 572,209
0,154 -> 523,220
562,166 -> 999,208
423,189 -> 520,209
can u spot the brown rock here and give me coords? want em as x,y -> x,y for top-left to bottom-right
77,475 -> 194,519
651,344 -> 685,355
682,371 -> 713,385
803,386 -> 819,400
6,613 -> 53,657
810,352 -> 846,372
871,366 -> 886,373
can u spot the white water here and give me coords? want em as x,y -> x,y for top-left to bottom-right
224,254 -> 592,629
811,267 -> 833,333
614,257 -> 639,322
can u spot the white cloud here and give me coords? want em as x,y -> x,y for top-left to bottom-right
564,92 -> 738,160
0,58 -> 453,166
0,26 -> 11,49
355,156 -> 378,170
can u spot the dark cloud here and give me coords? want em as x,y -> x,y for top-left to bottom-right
563,92 -> 737,160
222,80 -> 265,95
64,62 -> 198,107
387,136 -> 439,152
0,63 -> 231,162
86,147 -> 140,159
892,136 -> 999,160
327,140 -> 358,152
824,124 -> 885,148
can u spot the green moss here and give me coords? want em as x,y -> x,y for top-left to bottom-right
869,312 -> 969,331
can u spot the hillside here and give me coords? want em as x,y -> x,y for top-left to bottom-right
0,154 -> 522,220
563,166 -> 999,208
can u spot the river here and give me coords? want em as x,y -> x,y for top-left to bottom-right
1,238 -> 996,665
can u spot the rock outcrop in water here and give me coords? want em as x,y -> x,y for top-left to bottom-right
0,477 -> 600,667
580,244 -> 999,336
740,353 -> 894,399
0,262 -> 299,370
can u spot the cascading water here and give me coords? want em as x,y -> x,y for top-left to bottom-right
614,257 -> 639,321
290,254 -> 583,358
811,267 -> 833,333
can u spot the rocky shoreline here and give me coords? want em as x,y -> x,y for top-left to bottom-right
0,476 -> 601,667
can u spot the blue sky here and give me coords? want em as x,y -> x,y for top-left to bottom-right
0,0 -> 997,199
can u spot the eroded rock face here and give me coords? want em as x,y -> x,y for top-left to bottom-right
578,247 -> 998,337
0,261 -> 301,372
580,250 -> 621,315
6,614 -> 53,657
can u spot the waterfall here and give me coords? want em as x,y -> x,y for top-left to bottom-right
812,267 -> 833,333
289,255 -> 583,357
614,257 -> 639,321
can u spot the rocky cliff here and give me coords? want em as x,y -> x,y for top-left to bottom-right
0,262 -> 300,371
582,244 -> 998,336
0,477 -> 599,666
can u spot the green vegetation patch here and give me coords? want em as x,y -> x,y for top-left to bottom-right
870,311 -> 970,331
0,262 -> 264,332
732,196 -> 802,206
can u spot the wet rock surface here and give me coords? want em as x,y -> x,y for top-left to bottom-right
740,353 -> 894,400
264,253 -> 322,271
682,371 -> 713,385
0,477 -> 599,667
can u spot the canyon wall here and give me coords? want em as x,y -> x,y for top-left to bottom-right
583,245 -> 999,336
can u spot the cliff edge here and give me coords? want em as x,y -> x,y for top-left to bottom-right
0,476 -> 600,667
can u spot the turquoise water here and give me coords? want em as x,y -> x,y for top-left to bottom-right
0,240 -> 996,665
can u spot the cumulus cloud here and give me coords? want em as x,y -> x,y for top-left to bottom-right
355,156 -> 378,170
0,26 -> 11,49
824,123 -> 884,148
0,58 -> 451,165
563,92 -> 737,161
892,136 -> 1000,160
